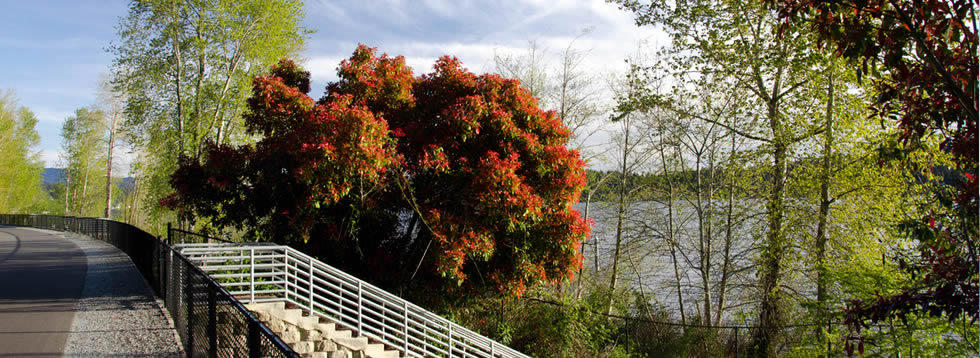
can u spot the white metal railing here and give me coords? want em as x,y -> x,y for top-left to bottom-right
176,242 -> 529,358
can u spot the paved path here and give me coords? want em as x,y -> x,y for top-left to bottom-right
0,226 -> 180,357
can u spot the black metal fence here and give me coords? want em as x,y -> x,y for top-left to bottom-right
0,214 -> 296,358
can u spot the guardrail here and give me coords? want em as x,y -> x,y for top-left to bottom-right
0,214 -> 296,358
174,238 -> 530,358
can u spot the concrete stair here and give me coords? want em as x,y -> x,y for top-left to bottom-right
246,302 -> 400,358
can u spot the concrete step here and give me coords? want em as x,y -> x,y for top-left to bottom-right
331,335 -> 369,350
317,322 -> 337,334
364,343 -> 400,358
324,328 -> 352,340
281,308 -> 304,324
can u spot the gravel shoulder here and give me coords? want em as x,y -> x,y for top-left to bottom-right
54,229 -> 182,357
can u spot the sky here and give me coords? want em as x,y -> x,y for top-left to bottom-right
0,0 -> 663,173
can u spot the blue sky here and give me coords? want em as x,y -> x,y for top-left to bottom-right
0,0 -> 661,171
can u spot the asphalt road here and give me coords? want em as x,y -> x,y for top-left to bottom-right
0,226 -> 87,357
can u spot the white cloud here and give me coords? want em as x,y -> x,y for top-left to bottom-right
304,56 -> 346,83
31,106 -> 73,123
40,149 -> 62,168
112,149 -> 136,176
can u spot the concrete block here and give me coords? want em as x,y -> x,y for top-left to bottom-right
327,348 -> 351,358
280,324 -> 302,343
315,339 -> 338,352
292,341 -> 316,354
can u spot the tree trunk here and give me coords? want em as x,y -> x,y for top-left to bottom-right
193,16 -> 205,160
696,151 -> 712,325
814,72 -> 834,357
667,180 -> 686,326
128,174 -> 141,224
754,143 -> 787,357
172,0 -> 185,156
716,122 -> 737,326
752,102 -> 788,356
608,114 -> 631,315
80,159 -> 90,216
104,111 -> 119,218
816,72 -> 833,306
658,124 -> 686,326
64,177 -> 70,215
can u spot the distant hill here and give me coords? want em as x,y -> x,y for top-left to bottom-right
43,168 -> 64,185
41,168 -> 134,192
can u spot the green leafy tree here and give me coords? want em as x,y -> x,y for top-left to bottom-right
0,90 -> 44,213
111,0 -> 309,231
612,0 -> 830,353
768,0 -> 977,351
61,108 -> 110,217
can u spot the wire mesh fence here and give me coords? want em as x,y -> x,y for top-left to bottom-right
0,214 -> 296,358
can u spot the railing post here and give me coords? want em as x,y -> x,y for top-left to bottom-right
249,248 -> 255,303
403,301 -> 409,353
283,250 -> 289,302
491,341 -> 495,357
357,281 -> 363,334
448,322 -> 453,357
208,284 -> 217,358
308,256 -> 314,313
158,240 -> 165,300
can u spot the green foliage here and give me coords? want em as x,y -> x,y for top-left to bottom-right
110,0 -> 310,230
769,0 -> 978,335
0,90 -> 44,213
61,107 -> 110,217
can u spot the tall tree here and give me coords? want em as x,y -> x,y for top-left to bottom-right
166,48 -> 590,301
769,0 -> 978,332
605,63 -> 658,315
61,108 -> 109,217
98,73 -> 127,218
111,0 -> 309,229
613,0 -> 828,354
0,90 -> 44,213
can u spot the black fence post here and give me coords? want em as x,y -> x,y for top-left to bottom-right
208,284 -> 217,358
167,222 -> 172,246
248,318 -> 261,358
734,327 -> 738,358
185,263 -> 195,355
625,317 -> 630,355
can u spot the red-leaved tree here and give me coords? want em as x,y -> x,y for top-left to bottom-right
165,46 -> 589,302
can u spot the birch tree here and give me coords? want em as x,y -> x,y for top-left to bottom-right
0,90 -> 44,213
111,0 -> 309,229
61,107 -> 109,217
